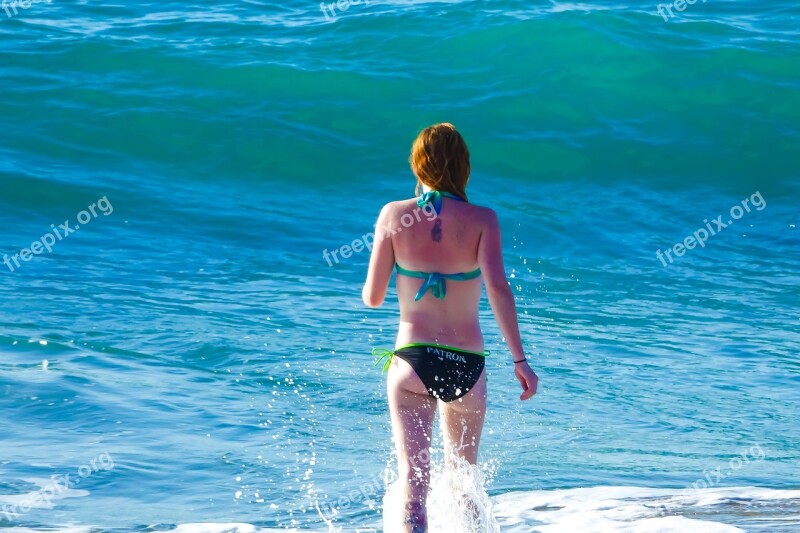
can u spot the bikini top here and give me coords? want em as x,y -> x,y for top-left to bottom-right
395,190 -> 482,301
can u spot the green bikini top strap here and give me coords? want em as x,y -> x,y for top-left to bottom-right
417,190 -> 465,216
395,265 -> 481,300
398,190 -> 476,301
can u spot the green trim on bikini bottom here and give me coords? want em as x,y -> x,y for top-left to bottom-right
372,343 -> 491,372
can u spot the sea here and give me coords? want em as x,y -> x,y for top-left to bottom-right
1,0 -> 799,531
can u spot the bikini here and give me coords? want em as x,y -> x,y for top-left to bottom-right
373,343 -> 488,402
395,190 -> 482,302
372,190 -> 488,402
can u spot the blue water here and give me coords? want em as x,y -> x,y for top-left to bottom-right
1,0 -> 799,531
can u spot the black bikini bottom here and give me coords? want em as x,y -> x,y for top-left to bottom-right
393,344 -> 485,402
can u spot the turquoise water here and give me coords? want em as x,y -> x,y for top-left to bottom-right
1,0 -> 799,531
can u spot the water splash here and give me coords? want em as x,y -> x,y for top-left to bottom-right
382,455 -> 499,533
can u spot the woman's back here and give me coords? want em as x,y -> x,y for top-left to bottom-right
388,195 -> 493,351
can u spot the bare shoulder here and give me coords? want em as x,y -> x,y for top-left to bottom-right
377,200 -> 400,217
470,203 -> 499,227
380,198 -> 418,217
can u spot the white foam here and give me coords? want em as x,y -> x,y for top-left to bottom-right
151,526 -> 298,533
382,455 -> 498,533
166,525 -> 268,533
494,485 -> 800,533
0,527 -> 301,533
1,529 -> 92,533
3,485 -> 799,532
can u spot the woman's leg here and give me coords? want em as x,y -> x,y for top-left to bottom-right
438,371 -> 488,526
387,359 -> 437,533
439,369 -> 487,465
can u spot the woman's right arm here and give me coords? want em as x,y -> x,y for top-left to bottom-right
477,209 -> 539,400
362,203 -> 396,308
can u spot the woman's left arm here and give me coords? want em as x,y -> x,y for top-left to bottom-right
362,204 -> 395,307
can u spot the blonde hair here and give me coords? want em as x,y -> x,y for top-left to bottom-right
409,123 -> 470,200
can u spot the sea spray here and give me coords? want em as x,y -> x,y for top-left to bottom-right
383,455 -> 499,533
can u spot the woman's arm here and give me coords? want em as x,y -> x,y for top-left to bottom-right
362,204 -> 396,308
477,209 -> 539,400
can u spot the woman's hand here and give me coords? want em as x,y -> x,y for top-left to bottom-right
514,361 -> 539,400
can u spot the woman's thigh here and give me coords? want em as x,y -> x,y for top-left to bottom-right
438,370 -> 487,465
387,360 -> 437,479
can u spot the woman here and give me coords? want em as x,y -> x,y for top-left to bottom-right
362,123 -> 539,532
